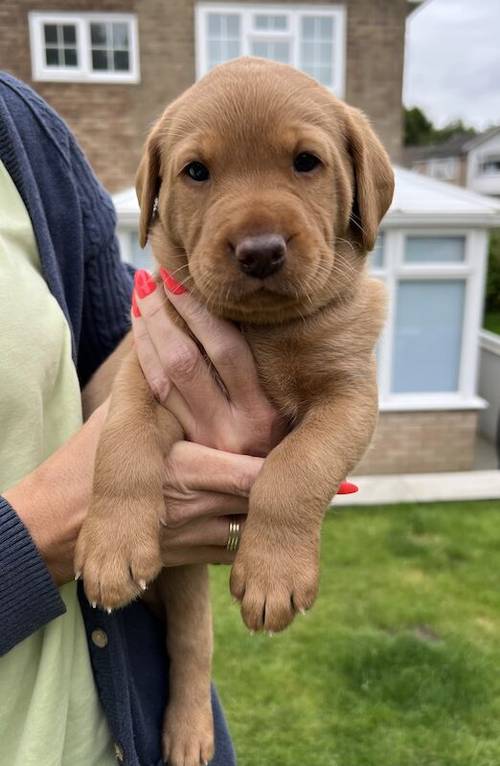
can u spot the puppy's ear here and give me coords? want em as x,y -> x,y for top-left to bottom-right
136,124 -> 162,248
344,106 -> 394,252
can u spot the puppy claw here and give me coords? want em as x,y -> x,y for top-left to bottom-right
106,607 -> 113,614
74,571 -> 81,581
91,601 -> 97,609
138,579 -> 147,591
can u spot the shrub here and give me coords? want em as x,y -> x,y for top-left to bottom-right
486,229 -> 500,312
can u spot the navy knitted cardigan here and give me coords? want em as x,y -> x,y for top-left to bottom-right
0,73 -> 235,766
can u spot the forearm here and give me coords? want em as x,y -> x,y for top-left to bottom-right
4,401 -> 109,587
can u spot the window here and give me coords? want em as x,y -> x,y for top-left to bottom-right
369,231 -> 487,409
479,156 -> 500,175
29,13 -> 140,83
427,157 -> 458,182
196,3 -> 346,95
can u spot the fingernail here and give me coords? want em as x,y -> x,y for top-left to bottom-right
338,481 -> 359,495
138,579 -> 147,591
131,290 -> 141,318
160,267 -> 187,295
74,571 -> 81,581
134,269 -> 157,299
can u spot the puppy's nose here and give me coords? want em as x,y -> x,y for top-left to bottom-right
235,234 -> 286,279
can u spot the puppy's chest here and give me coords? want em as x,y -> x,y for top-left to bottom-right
241,323 -> 338,421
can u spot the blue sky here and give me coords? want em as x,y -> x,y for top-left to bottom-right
404,0 -> 500,129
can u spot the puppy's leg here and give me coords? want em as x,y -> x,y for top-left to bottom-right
159,565 -> 214,766
231,372 -> 378,633
75,349 -> 182,609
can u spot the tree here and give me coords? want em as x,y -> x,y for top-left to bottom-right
404,106 -> 477,147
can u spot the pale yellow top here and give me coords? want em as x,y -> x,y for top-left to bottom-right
0,160 -> 116,765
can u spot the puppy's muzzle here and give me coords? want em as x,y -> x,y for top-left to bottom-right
235,234 -> 286,280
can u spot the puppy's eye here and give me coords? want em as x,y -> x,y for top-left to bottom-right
184,161 -> 210,182
294,152 -> 321,173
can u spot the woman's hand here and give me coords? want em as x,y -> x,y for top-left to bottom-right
132,268 -> 286,456
160,441 -> 263,565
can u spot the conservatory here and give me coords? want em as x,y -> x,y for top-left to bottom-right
112,167 -> 500,473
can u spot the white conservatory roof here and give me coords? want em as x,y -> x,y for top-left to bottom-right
113,166 -> 500,229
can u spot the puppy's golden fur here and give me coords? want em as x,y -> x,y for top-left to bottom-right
77,58 -> 393,765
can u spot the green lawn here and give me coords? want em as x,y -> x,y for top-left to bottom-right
484,311 -> 500,335
211,501 -> 500,766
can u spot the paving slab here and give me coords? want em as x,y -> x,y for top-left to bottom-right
331,470 -> 500,507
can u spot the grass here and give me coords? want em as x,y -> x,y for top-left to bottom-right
211,501 -> 500,766
484,311 -> 500,335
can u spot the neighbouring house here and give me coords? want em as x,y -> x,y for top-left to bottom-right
0,0 -> 420,191
405,127 -> 500,198
113,169 -> 500,474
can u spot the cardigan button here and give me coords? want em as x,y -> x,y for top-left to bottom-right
114,742 -> 124,762
91,629 -> 108,649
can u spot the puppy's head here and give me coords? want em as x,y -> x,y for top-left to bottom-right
137,57 -> 394,323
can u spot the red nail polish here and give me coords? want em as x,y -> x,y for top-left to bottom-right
131,290 -> 141,317
160,267 -> 187,295
338,481 -> 358,495
134,269 -> 157,299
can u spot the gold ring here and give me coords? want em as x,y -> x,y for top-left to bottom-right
226,519 -> 241,552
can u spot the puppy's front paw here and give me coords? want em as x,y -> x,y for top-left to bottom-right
230,535 -> 319,633
75,496 -> 162,610
163,698 -> 214,766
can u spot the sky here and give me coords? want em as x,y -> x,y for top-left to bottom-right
404,0 -> 500,129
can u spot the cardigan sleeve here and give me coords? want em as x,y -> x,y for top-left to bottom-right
68,136 -> 135,387
0,497 -> 65,655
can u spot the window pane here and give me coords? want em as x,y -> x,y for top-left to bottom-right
207,13 -> 222,36
64,48 -> 78,67
254,14 -> 287,30
90,23 -> 107,46
405,236 -> 466,264
370,232 -> 385,270
62,25 -> 76,44
45,47 -> 60,66
114,50 -> 129,71
112,23 -> 129,49
92,49 -> 109,70
251,40 -> 290,64
300,16 -> 335,87
392,280 -> 465,393
44,24 -> 58,44
206,13 -> 241,69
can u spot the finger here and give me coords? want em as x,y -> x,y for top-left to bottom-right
159,267 -> 265,407
162,515 -> 245,548
132,305 -> 172,404
166,441 -> 263,496
162,491 -> 248,527
162,546 -> 236,567
135,271 -> 228,418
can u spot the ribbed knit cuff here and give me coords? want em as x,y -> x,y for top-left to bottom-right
0,496 -> 66,655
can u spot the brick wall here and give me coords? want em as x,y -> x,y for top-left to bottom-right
1,0 -> 407,190
355,411 -> 479,475
0,0 -> 140,191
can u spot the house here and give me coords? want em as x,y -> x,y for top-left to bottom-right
1,0 -> 420,191
405,127 -> 500,198
113,169 -> 500,474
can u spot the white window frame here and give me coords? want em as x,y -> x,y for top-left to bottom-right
372,228 -> 488,412
29,12 -> 140,84
195,3 -> 346,97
